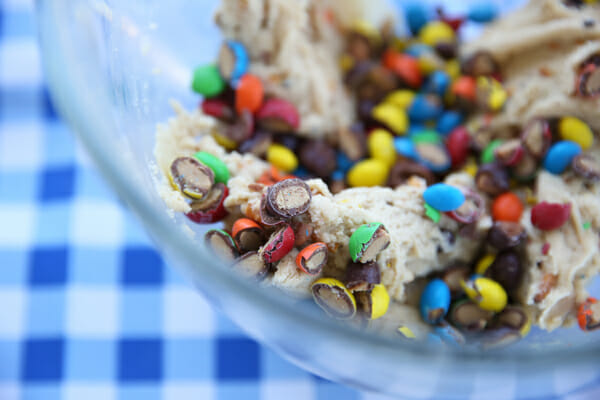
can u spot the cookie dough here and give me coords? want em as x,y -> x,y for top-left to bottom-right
214,0 -> 396,138
154,0 -> 600,334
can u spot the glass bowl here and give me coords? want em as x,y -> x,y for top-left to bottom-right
35,0 -> 600,398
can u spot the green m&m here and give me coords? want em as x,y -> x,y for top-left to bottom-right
349,223 -> 391,263
194,151 -> 230,184
191,64 -> 225,98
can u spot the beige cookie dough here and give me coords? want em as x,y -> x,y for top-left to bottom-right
464,0 -> 600,133
214,0 -> 396,138
518,171 -> 600,331
154,105 -> 488,304
154,0 -> 600,334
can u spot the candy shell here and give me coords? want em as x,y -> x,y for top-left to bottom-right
419,278 -> 451,324
543,141 -> 582,174
424,203 -> 441,223
558,117 -> 594,150
355,283 -> 390,320
186,183 -> 229,224
461,276 -> 507,312
372,102 -> 409,135
191,64 -> 225,98
404,43 -> 431,58
531,202 -> 571,231
423,70 -> 450,97
411,130 -> 442,144
480,139 -> 503,164
433,323 -> 466,346
408,94 -> 443,122
394,137 -> 417,159
423,183 -> 465,212
312,278 -> 357,320
475,254 -> 496,275
368,129 -> 396,166
201,98 -> 235,122
256,98 -> 300,133
437,111 -> 463,135
296,242 -> 328,275
235,74 -> 264,113
383,90 -> 416,109
349,223 -> 390,263
218,40 -> 249,85
347,159 -> 389,187
467,2 -> 498,23
259,224 -> 295,263
577,297 -> 600,331
194,151 -> 230,184
232,218 -> 264,252
446,126 -> 471,167
336,152 -> 354,173
382,51 -> 422,88
267,144 -> 298,173
419,21 -> 455,47
404,3 -> 430,35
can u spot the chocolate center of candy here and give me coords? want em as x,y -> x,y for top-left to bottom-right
454,302 -> 492,328
275,185 -> 310,210
304,249 -> 327,273
359,228 -> 391,263
234,252 -> 267,279
267,179 -> 312,218
313,285 -> 354,319
190,184 -> 224,211
218,44 -> 236,80
498,308 -> 526,329
238,230 -> 263,252
172,158 -> 213,196
416,143 -> 448,166
208,234 -> 236,262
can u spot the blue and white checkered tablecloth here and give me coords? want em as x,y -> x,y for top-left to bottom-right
1,1 -> 600,399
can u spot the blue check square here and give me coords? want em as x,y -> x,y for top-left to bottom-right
164,338 -> 213,380
39,165 -> 76,201
0,340 -> 21,381
216,337 -> 260,381
34,203 -> 70,245
69,247 -> 119,284
29,246 -> 68,285
120,289 -> 162,335
0,170 -> 38,203
0,249 -> 27,285
25,289 -> 65,335
121,247 -> 164,285
65,339 -> 115,381
118,339 -> 163,382
21,338 -> 64,381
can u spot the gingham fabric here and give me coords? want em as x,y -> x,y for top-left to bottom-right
1,0 -> 600,399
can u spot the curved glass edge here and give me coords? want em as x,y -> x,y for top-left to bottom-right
34,0 -> 600,380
